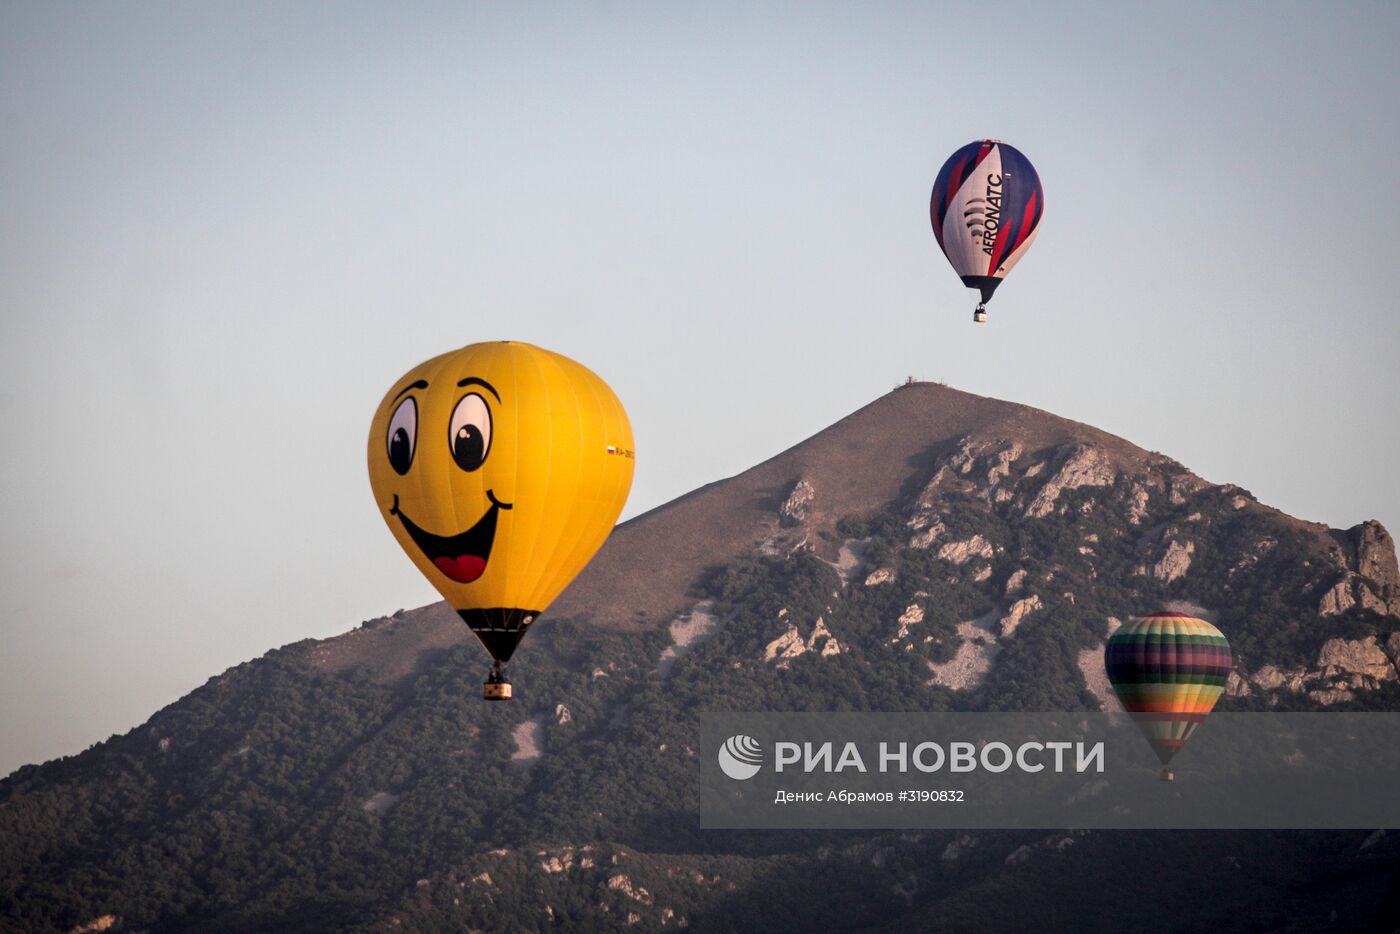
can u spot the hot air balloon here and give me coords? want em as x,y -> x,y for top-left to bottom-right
930,139 -> 1044,323
1104,612 -> 1233,781
368,341 -> 634,700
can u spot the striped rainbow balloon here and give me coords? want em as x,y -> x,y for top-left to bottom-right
1104,612 -> 1233,777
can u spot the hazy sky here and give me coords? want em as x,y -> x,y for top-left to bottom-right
2,2 -> 1398,775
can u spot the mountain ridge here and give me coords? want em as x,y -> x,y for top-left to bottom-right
308,381 -> 1392,689
4,381 -> 1400,933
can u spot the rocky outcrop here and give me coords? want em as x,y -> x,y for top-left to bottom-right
780,479 -> 816,527
1318,574 -> 1395,617
938,534 -> 995,566
1319,579 -> 1357,616
984,443 -> 1023,486
945,437 -> 1026,492
1320,521 -> 1400,618
1353,521 -> 1400,588
905,438 -> 1026,539
1025,446 -> 1116,518
891,604 -> 924,645
908,518 -> 946,550
764,626 -> 805,664
764,616 -> 845,668
1162,470 -> 1209,506
864,567 -> 895,586
1316,635 -> 1398,688
1242,633 -> 1400,703
1252,665 -> 1309,694
1153,540 -> 1195,583
1127,484 -> 1150,525
607,874 -> 654,905
1004,569 -> 1027,596
999,595 -> 1043,638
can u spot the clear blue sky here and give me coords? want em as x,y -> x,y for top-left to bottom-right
3,2 -> 1397,774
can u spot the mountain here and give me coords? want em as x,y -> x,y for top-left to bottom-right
4,382 -> 1399,933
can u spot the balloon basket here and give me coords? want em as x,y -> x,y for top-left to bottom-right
1159,769 -> 1174,782
484,665 -> 513,701
973,304 -> 987,324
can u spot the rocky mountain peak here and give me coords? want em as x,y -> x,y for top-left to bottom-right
5,380 -> 1400,932
1319,520 -> 1400,618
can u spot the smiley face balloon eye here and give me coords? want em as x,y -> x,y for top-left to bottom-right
449,393 -> 492,472
386,397 -> 417,475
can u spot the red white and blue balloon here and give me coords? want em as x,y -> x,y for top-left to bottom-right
930,139 -> 1044,320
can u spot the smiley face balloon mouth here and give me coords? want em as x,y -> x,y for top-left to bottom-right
389,491 -> 513,584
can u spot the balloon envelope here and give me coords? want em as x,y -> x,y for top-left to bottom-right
368,341 -> 634,663
1104,612 -> 1232,767
930,139 -> 1044,306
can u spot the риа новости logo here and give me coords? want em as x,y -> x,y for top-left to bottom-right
718,735 -> 763,780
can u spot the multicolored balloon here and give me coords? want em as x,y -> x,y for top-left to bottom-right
368,341 -> 635,699
1104,612 -> 1233,780
930,139 -> 1044,323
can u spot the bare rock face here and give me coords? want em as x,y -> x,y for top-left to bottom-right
947,437 -> 1025,489
1245,633 -> 1400,704
1353,521 -> 1399,587
1127,484 -> 1150,525
938,534 -> 995,566
947,438 -> 987,475
1315,636 -> 1397,689
808,617 -> 845,657
984,442 -> 1023,487
1025,446 -> 1117,518
905,437 -> 1028,531
764,616 -> 845,668
890,604 -> 925,644
1167,471 -> 1208,505
999,595 -> 1043,638
908,518 -> 947,550
1318,579 -> 1356,616
606,873 -> 654,905
1004,568 -> 1027,596
764,625 -> 806,665
864,567 -> 895,586
1318,573 -> 1396,617
1153,540 -> 1196,583
779,479 -> 816,527
1252,665 -> 1309,693
1319,521 -> 1400,618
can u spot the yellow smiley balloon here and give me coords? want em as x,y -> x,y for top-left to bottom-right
368,341 -> 634,698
